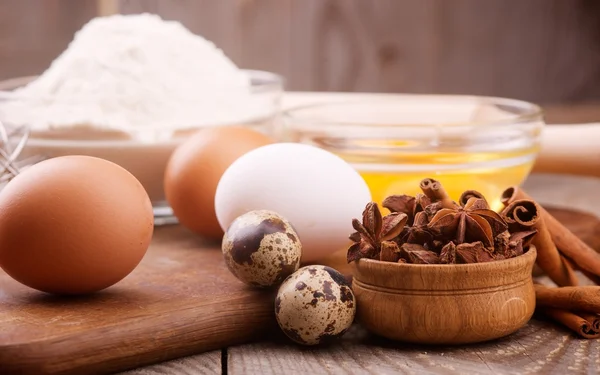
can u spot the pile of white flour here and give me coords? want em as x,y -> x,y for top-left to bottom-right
1,14 -> 270,133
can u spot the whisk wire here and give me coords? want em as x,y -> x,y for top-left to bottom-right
0,119 -> 34,184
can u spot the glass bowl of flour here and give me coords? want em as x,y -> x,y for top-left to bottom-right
0,70 -> 282,224
0,14 -> 285,224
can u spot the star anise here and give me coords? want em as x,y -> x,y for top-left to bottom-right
494,229 -> 528,258
346,179 -> 536,266
347,202 -> 407,263
440,242 -> 457,264
382,193 -> 432,225
494,230 -> 511,255
441,241 -> 495,264
506,229 -> 537,258
398,243 -> 440,264
382,194 -> 414,215
427,197 -> 508,247
397,211 -> 434,247
423,201 -> 444,221
428,239 -> 446,253
379,241 -> 401,262
455,241 -> 495,263
510,229 -> 537,249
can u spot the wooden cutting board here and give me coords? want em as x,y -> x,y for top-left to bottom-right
1,206 -> 599,375
0,225 -> 278,375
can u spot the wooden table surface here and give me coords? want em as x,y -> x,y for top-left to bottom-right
116,175 -> 600,375
113,94 -> 600,375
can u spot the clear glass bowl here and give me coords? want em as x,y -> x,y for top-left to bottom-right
280,94 -> 544,211
0,70 -> 284,224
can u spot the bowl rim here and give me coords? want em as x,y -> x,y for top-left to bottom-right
282,93 -> 544,130
352,246 -> 537,291
354,244 -> 536,272
0,69 -> 285,98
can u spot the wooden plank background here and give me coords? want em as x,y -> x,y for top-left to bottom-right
1,0 -> 600,104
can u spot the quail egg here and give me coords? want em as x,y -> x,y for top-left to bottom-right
222,210 -> 301,288
275,265 -> 356,345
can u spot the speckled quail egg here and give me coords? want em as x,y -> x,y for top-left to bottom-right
222,210 -> 302,288
275,265 -> 356,346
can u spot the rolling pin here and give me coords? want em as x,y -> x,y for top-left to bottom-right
534,124 -> 600,178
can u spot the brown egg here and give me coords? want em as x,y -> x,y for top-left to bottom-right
0,155 -> 154,295
164,126 -> 273,239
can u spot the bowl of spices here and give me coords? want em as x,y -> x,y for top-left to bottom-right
0,14 -> 283,224
281,95 -> 544,212
347,178 -> 538,345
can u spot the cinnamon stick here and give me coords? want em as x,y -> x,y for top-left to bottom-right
538,308 -> 600,339
419,178 -> 454,209
578,312 -> 600,332
502,186 -> 600,278
535,284 -> 600,313
502,199 -> 578,287
459,190 -> 486,207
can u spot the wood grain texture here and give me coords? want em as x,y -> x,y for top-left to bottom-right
96,0 -> 120,16
430,0 -> 600,103
227,275 -> 600,375
119,0 -> 244,63
235,0 -> 292,80
287,0 -> 600,102
523,175 -> 600,219
0,0 -> 97,81
543,104 -> 600,123
352,247 -> 537,345
119,0 -> 293,84
228,319 -> 600,375
289,0 -> 438,92
4,0 -> 600,102
547,207 -> 600,253
0,225 -> 277,375
213,0 -> 600,102
119,351 -> 221,375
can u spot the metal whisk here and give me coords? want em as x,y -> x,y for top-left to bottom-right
0,119 -> 40,186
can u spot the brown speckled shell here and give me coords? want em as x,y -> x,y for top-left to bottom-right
222,210 -> 301,287
275,265 -> 356,345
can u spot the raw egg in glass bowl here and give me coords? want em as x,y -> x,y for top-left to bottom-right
280,94 -> 545,212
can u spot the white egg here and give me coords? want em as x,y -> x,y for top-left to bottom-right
215,143 -> 371,263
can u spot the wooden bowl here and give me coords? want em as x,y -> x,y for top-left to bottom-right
351,246 -> 537,345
